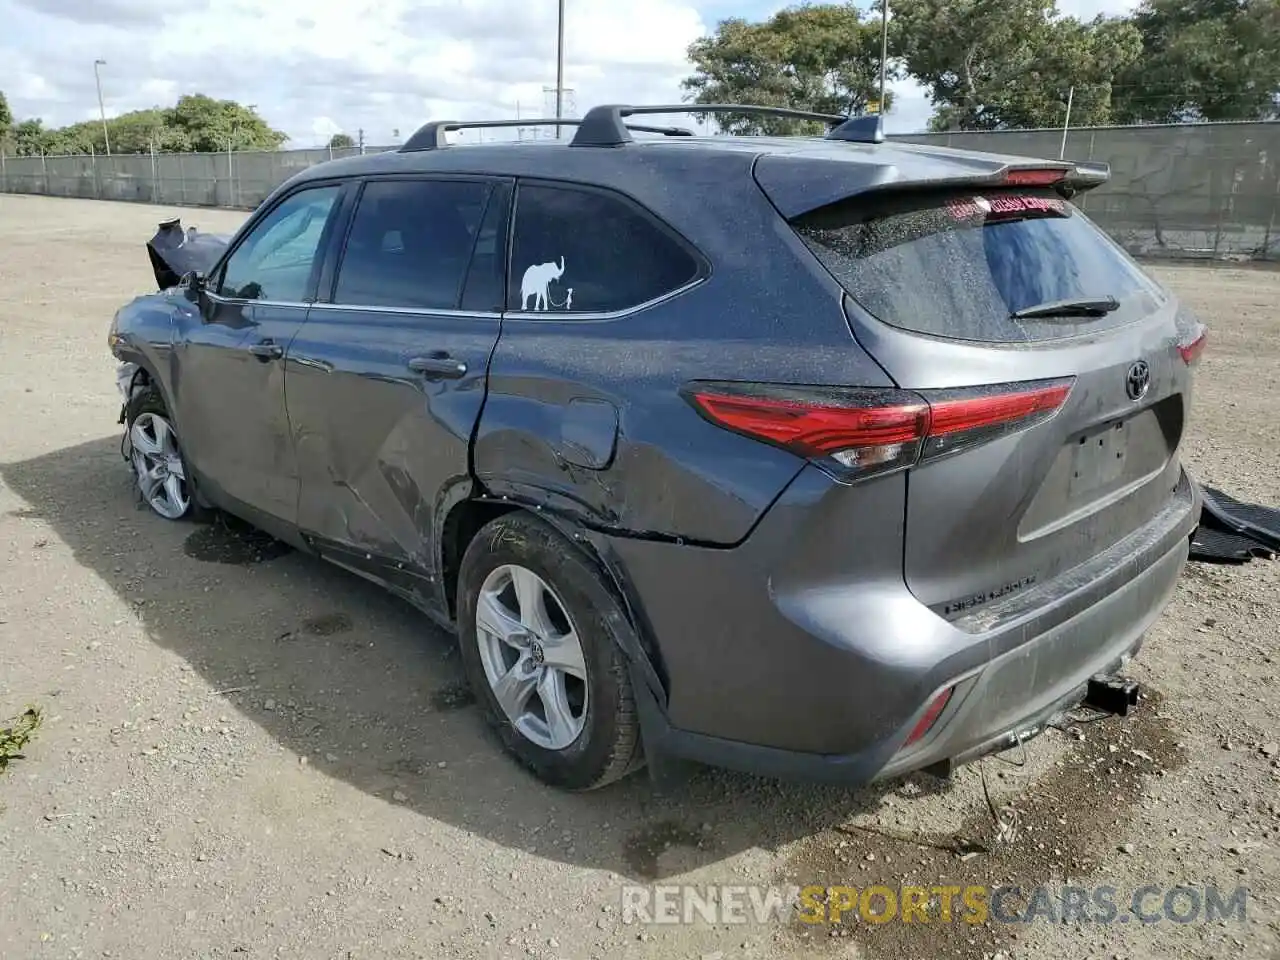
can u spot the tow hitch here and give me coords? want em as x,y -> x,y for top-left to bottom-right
1084,674 -> 1141,717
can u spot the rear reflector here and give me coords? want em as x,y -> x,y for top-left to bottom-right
684,378 -> 1074,482
1004,168 -> 1067,186
1178,328 -> 1207,365
904,687 -> 954,747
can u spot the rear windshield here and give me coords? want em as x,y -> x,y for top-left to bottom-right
794,188 -> 1165,343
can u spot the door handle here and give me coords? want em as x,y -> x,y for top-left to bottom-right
249,339 -> 283,361
407,355 -> 467,379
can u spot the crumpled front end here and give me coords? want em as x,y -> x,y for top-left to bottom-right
146,217 -> 230,290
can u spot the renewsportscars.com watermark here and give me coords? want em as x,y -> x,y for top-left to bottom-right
620,884 -> 1249,926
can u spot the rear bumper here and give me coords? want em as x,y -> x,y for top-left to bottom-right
610,466 -> 1198,785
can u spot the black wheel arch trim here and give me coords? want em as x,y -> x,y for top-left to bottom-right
117,352 -> 173,419
116,351 -> 214,510
468,495 -> 670,711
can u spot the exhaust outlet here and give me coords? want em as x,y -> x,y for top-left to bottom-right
1084,674 -> 1140,717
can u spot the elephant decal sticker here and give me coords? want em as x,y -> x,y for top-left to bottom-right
519,257 -> 573,311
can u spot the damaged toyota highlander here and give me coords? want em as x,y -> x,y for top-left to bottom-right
107,104 -> 1207,791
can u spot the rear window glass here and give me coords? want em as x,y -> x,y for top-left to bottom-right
794,188 -> 1165,343
508,184 -> 701,315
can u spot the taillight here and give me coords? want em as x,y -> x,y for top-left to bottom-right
683,377 -> 1073,482
904,686 -> 954,747
920,381 -> 1074,462
684,384 -> 929,481
1003,168 -> 1067,186
1178,327 -> 1207,365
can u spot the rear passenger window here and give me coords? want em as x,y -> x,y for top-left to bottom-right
508,184 -> 700,315
335,179 -> 491,310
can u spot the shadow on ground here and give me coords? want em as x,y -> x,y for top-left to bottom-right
3,436 -> 943,881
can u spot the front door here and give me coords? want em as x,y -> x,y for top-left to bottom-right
173,183 -> 346,524
284,176 -> 511,609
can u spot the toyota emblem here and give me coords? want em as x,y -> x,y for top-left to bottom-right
1125,360 -> 1151,401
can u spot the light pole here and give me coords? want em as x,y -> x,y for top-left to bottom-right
878,0 -> 889,114
93,59 -> 111,155
554,0 -> 565,138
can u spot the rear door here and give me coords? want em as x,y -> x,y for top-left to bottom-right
284,175 -> 510,605
792,185 -> 1204,615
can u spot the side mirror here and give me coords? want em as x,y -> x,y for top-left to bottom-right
182,271 -> 207,305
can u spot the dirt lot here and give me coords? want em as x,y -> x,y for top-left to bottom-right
1,193 -> 1277,960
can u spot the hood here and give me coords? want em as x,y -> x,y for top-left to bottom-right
146,217 -> 231,290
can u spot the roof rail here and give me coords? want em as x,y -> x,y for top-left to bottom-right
399,118 -> 693,152
571,103 -> 876,147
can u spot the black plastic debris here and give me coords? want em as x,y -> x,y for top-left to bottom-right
1190,484 -> 1280,564
1191,524 -> 1275,564
146,217 -> 230,290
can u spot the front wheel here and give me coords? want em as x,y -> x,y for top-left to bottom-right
457,513 -> 643,790
125,387 -> 195,521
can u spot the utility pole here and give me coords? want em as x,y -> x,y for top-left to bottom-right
878,1 -> 889,114
358,128 -> 365,154
1059,86 -> 1075,159
555,0 -> 566,138
93,59 -> 112,155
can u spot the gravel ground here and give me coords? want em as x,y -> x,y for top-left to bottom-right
0,194 -> 1277,960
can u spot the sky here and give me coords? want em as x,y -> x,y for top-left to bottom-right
0,0 -> 1138,148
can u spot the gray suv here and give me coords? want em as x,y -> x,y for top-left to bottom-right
109,104 -> 1206,790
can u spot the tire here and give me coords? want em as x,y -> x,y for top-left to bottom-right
457,512 -> 644,790
124,386 -> 205,521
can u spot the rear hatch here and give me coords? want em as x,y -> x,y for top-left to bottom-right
788,182 -> 1205,619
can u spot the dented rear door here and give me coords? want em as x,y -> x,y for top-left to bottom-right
284,176 -> 511,603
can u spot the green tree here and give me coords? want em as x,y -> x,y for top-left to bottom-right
167,94 -> 288,151
891,0 -> 1141,130
11,118 -> 48,156
0,90 -> 12,146
328,132 -> 356,149
682,3 -> 895,135
5,95 -> 286,156
1112,0 -> 1280,122
108,109 -> 187,153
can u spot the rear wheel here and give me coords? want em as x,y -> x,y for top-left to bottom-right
125,387 -> 197,521
457,512 -> 643,790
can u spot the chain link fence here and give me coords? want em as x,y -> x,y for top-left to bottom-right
899,121 -> 1280,262
2,121 -> 1278,261
0,145 -> 395,210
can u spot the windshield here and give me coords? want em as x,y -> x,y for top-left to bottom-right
794,187 -> 1166,343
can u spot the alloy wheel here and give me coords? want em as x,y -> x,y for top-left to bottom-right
475,563 -> 589,751
129,412 -> 191,519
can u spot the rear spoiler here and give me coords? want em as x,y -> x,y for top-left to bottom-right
755,154 -> 1112,220
1054,161 -> 1110,196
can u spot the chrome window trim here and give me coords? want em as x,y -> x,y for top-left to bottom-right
205,274 -> 705,322
501,274 -> 708,322
306,301 -> 503,320
203,291 -> 312,309
303,274 -> 705,322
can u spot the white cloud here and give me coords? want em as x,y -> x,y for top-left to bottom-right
311,116 -> 343,142
1,0 -> 1139,144
0,0 -> 710,146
